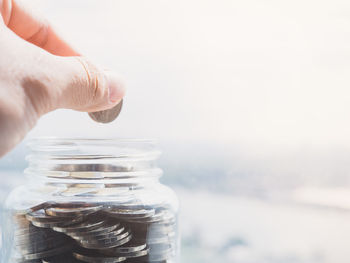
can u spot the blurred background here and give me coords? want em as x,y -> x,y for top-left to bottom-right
2,0 -> 350,262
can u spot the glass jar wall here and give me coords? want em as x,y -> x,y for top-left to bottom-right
1,138 -> 180,263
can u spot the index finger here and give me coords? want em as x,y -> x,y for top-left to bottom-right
2,0 -> 79,56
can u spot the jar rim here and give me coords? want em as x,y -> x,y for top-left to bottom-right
28,137 -> 157,145
27,137 -> 160,158
25,137 -> 162,183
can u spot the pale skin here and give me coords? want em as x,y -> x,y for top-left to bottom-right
0,0 -> 126,157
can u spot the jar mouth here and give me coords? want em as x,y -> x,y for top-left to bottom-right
28,137 -> 157,148
25,137 -> 162,183
28,137 -> 159,157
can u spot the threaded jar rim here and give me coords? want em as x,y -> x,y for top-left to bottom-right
24,137 -> 162,184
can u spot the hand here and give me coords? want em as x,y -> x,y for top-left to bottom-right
0,0 -> 125,157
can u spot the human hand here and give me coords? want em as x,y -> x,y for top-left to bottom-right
0,0 -> 125,157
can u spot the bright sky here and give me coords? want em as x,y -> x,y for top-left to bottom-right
25,0 -> 350,151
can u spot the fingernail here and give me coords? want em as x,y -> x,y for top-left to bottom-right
105,71 -> 126,104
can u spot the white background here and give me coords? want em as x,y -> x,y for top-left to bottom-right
3,1 -> 350,262
26,0 -> 350,149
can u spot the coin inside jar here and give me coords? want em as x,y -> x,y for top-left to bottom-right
11,199 -> 177,262
45,205 -> 102,217
88,99 -> 123,123
6,139 -> 179,263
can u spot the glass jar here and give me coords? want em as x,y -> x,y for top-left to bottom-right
1,138 -> 180,263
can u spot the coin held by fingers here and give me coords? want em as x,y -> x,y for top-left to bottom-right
88,99 -> 123,123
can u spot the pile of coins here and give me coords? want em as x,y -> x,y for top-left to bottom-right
12,199 -> 177,263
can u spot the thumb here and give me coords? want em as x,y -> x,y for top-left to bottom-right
47,56 -> 125,112
0,26 -> 125,115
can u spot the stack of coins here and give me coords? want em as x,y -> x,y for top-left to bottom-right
11,196 -> 177,262
9,125 -> 179,262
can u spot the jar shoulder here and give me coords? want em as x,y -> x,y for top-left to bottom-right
4,182 -> 179,212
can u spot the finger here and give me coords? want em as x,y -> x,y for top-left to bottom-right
0,28 -> 125,115
4,0 -> 78,56
50,56 -> 126,112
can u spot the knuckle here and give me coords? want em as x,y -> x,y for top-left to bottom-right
91,70 -> 107,102
26,21 -> 50,49
75,57 -> 108,105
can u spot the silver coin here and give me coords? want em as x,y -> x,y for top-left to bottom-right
70,220 -> 120,239
95,228 -> 130,242
45,205 -> 102,217
53,215 -> 105,233
78,233 -> 132,249
27,211 -> 84,228
99,240 -> 147,255
71,226 -> 124,242
78,229 -> 130,246
69,172 -> 104,180
14,202 -> 54,216
29,220 -> 62,229
88,99 -> 123,123
26,210 -> 71,223
64,163 -> 131,173
104,183 -> 140,188
106,209 -> 155,220
67,183 -> 105,189
13,186 -> 177,263
84,225 -> 125,241
104,203 -> 148,211
45,171 -> 71,178
46,202 -> 98,209
55,163 -> 109,173
36,217 -> 85,228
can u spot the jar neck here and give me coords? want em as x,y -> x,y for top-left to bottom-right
25,138 -> 162,186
